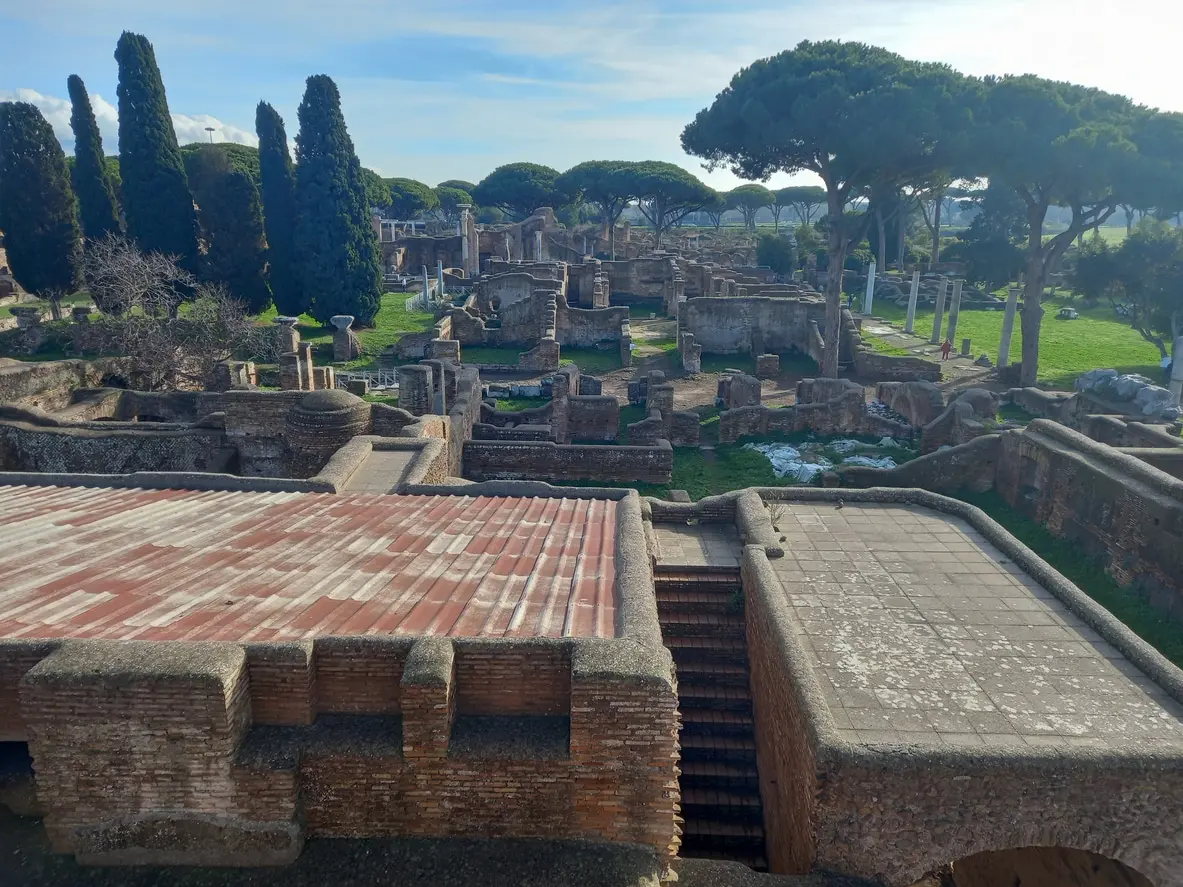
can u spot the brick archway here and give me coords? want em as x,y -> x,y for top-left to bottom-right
907,843 -> 1164,887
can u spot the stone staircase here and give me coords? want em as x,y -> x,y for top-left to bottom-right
655,569 -> 767,871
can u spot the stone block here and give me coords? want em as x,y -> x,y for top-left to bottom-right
756,353 -> 780,379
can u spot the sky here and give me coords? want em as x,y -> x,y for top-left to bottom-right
1,0 -> 1181,192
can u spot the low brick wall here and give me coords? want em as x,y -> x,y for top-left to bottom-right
8,634 -> 679,868
852,347 -> 941,382
665,488 -> 1183,887
996,420 -> 1183,621
462,440 -> 672,484
0,412 -> 233,474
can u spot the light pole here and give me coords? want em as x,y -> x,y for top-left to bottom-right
204,126 -> 215,144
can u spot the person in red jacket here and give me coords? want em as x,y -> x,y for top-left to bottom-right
940,339 -> 953,361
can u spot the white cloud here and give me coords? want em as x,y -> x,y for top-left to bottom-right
0,88 -> 255,152
170,113 -> 257,148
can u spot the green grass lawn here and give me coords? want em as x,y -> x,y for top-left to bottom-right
873,298 -> 1159,388
959,490 -> 1183,669
254,295 -> 435,370
458,345 -> 525,365
495,396 -> 549,412
362,394 -> 399,408
560,347 -> 622,374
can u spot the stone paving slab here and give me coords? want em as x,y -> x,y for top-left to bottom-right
653,524 -> 742,569
770,503 -> 1183,750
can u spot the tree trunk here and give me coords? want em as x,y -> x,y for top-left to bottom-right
875,207 -> 886,273
931,198 -> 942,267
608,221 -> 616,261
822,196 -> 846,378
1019,210 -> 1047,386
897,217 -> 906,270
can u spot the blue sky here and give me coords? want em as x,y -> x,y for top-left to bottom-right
1,0 -> 1179,190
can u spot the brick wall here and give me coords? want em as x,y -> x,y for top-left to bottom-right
462,440 -> 673,484
454,641 -> 571,715
996,422 -> 1183,622
0,419 -> 231,474
742,556 -> 818,874
12,634 -> 679,867
567,396 -> 620,443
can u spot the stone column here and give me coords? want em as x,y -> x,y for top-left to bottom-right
863,260 -> 876,315
397,365 -> 434,416
945,279 -> 965,344
997,285 -> 1021,368
274,316 -> 300,355
904,270 -> 921,334
297,341 -> 315,390
331,315 -> 360,362
436,261 -> 445,296
535,230 -> 544,261
422,265 -> 431,302
961,338 -> 971,358
583,235 -> 588,257
279,351 -> 303,391
929,277 -> 950,345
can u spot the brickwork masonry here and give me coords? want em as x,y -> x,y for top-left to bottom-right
658,487 -> 1183,886
8,634 -> 679,867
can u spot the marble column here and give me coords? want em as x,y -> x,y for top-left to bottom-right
945,279 -> 965,344
929,277 -> 950,345
904,270 -> 921,334
997,286 -> 1021,368
535,230 -> 544,261
863,260 -> 877,315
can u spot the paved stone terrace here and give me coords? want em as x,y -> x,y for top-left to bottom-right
771,502 -> 1183,750
653,523 -> 742,569
339,448 -> 419,493
0,485 -> 619,641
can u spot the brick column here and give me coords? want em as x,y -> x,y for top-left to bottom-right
20,640 -> 301,865
570,640 -> 681,864
400,638 -> 455,761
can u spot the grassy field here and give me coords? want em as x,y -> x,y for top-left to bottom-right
255,295 -> 436,370
873,297 -> 1160,388
495,396 -> 549,412
960,490 -> 1183,669
0,293 -> 94,320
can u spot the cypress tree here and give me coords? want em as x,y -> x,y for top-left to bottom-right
66,74 -> 121,240
255,102 -> 306,316
114,31 -> 199,269
0,102 -> 81,295
293,75 -> 381,324
200,167 -> 271,314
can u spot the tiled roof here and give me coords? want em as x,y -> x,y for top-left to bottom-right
0,485 -> 618,641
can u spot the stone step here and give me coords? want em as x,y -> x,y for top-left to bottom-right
658,612 -> 746,638
678,683 -> 752,709
679,761 -> 760,791
673,660 -> 751,687
679,733 -> 756,758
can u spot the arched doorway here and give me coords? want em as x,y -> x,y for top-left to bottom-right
910,847 -> 1154,887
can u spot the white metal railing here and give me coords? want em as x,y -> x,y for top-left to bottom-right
336,369 -> 400,390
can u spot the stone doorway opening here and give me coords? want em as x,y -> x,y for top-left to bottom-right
913,846 -> 1155,887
